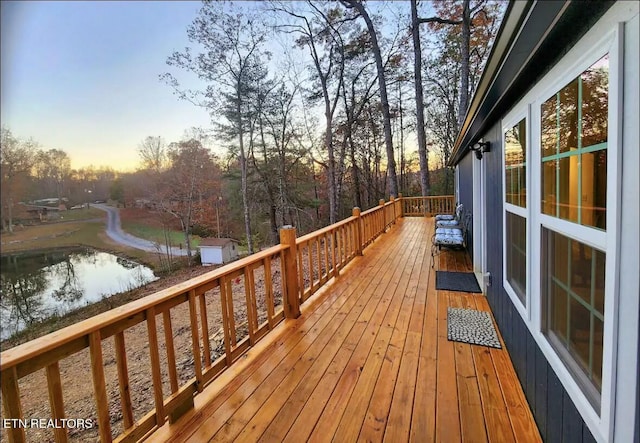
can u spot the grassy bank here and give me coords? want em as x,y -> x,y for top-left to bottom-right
1,218 -> 164,268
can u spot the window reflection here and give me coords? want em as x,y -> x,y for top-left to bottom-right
543,229 -> 606,399
540,54 -> 608,229
505,119 -> 527,207
582,56 -> 609,148
506,212 -> 526,304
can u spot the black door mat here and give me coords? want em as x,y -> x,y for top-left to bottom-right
447,307 -> 502,348
436,271 -> 482,293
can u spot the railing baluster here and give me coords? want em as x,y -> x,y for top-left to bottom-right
244,267 -> 257,345
226,277 -> 237,346
89,331 -> 111,442
187,290 -> 204,392
219,277 -> 233,366
295,243 -> 302,299
114,332 -> 134,429
316,235 -> 323,281
1,366 -> 25,443
46,362 -> 67,443
264,257 -> 275,329
145,307 -> 165,426
308,239 -> 314,292
162,311 -> 179,394
353,208 -> 363,255
323,233 -> 330,277
198,294 -> 211,367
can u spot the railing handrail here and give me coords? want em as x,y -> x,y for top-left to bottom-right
296,215 -> 357,243
0,244 -> 288,371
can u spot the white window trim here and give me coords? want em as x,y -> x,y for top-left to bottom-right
501,106 -> 531,321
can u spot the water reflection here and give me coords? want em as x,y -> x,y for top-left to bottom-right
0,248 -> 157,339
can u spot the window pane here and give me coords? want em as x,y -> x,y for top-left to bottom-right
594,250 -> 605,315
569,296 -> 591,370
559,79 -> 579,154
550,281 -> 568,341
543,229 -> 606,399
593,317 -> 604,390
506,212 -> 526,304
570,241 -> 592,305
541,96 -> 557,157
558,156 -> 579,223
581,149 -> 607,229
552,230 -> 570,284
505,119 -> 527,208
542,160 -> 556,216
581,55 -> 609,148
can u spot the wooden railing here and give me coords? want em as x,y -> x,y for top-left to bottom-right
0,195 -> 449,443
401,195 -> 456,217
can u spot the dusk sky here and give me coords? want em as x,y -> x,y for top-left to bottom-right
1,1 -> 215,170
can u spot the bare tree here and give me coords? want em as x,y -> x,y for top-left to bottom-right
272,1 -> 349,223
341,0 -> 398,198
410,0 -> 430,196
137,136 -> 167,173
163,3 -> 271,253
1,128 -> 38,232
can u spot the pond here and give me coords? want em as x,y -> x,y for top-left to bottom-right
0,248 -> 157,340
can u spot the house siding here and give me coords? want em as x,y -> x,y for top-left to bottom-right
457,153 -> 474,258
467,119 -> 597,442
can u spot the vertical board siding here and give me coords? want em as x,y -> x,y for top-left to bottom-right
547,369 -> 564,439
562,391 -> 583,443
469,121 -> 597,443
458,154 -> 474,259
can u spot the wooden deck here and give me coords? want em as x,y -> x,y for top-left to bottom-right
147,218 -> 541,443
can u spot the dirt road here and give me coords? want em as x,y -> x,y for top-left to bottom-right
92,203 -> 188,256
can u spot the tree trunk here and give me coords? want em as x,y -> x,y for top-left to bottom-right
348,1 -> 399,198
237,87 -> 254,254
458,0 -> 471,130
325,99 -> 338,224
411,0 -> 430,197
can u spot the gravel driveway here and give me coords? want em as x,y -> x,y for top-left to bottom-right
92,203 -> 188,256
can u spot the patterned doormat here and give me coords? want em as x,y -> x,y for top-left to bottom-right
447,307 -> 502,348
436,271 -> 482,293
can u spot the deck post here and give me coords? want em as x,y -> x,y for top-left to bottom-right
280,226 -> 301,319
352,207 -> 363,256
390,196 -> 396,224
379,199 -> 386,232
398,193 -> 404,218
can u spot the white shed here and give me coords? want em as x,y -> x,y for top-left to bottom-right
199,238 -> 239,265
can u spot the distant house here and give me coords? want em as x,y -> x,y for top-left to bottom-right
449,2 -> 639,441
199,238 -> 239,265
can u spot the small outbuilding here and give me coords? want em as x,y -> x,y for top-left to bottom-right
199,238 -> 239,265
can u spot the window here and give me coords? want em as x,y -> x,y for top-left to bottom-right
540,54 -> 609,410
543,229 -> 605,408
540,55 -> 609,229
503,117 -> 527,307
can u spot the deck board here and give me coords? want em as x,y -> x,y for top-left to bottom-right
148,218 -> 541,443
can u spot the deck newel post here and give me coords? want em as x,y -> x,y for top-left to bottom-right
379,199 -> 386,233
280,225 -> 301,319
352,207 -> 363,256
390,196 -> 396,224
398,193 -> 404,218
